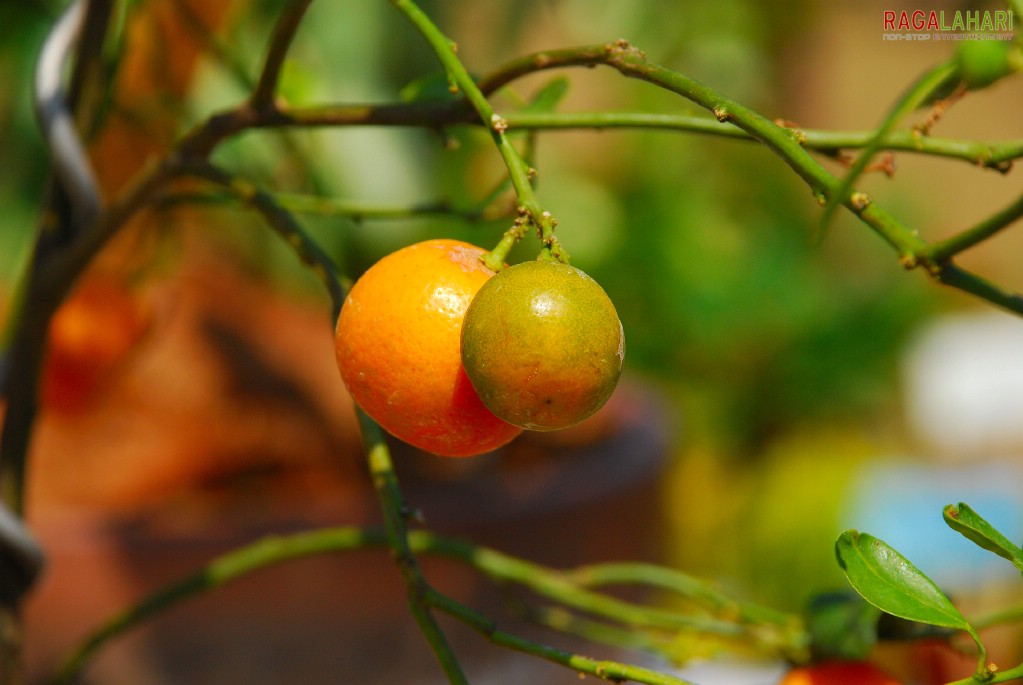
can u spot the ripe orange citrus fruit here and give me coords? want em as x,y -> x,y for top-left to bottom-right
334,239 -> 523,457
460,259 -> 624,431
778,661 -> 901,685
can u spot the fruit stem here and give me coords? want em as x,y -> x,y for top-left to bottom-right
483,212 -> 528,271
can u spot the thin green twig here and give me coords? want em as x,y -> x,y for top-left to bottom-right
48,527 -> 388,685
424,589 -> 697,685
417,535 -> 789,646
820,60 -> 958,229
566,562 -> 795,629
501,111 -> 1022,170
527,604 -> 677,656
927,193 -> 1023,262
389,0 -> 565,265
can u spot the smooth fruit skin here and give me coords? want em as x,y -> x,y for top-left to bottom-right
460,260 -> 624,431
779,661 -> 902,685
334,239 -> 522,457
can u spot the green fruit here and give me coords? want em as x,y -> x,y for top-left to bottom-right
956,39 -> 1013,89
460,259 -> 625,431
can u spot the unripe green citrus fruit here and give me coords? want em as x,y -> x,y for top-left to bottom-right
956,39 -> 1014,89
460,259 -> 625,431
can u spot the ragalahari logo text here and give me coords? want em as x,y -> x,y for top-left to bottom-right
882,9 -> 1014,41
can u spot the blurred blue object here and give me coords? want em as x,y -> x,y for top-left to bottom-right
843,459 -> 1023,589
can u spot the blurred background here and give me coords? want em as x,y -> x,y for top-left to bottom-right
2,0 -> 1023,683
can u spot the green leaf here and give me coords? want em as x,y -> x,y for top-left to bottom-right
400,72 -> 465,103
522,77 -> 570,113
944,502 -> 1023,573
955,40 -> 1017,90
835,530 -> 970,631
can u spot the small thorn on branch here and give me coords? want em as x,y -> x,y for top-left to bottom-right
490,113 -> 508,133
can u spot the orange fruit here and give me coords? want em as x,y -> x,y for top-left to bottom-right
41,276 -> 150,414
460,259 -> 624,431
779,661 -> 902,685
334,239 -> 522,457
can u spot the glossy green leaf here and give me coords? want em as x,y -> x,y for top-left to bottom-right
835,530 -> 969,631
944,502 -> 1023,573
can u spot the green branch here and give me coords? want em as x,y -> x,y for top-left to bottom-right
590,41 -> 932,262
47,527 -> 387,685
944,662 -> 1023,685
820,60 -> 959,228
527,604 -> 682,657
389,0 -> 565,264
356,412 -> 468,685
470,41 -> 1023,315
421,536 -> 752,640
163,36 -> 1023,315
502,111 -> 1022,170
